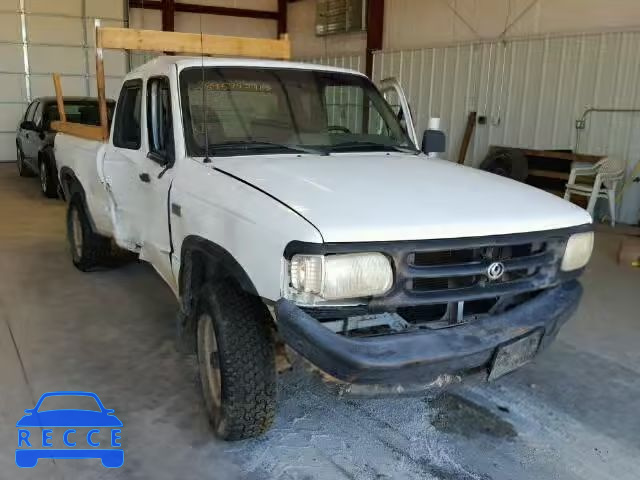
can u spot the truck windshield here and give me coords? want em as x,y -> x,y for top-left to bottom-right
179,67 -> 417,157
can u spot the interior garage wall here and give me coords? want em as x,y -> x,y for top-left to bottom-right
370,31 -> 640,224
0,0 -> 127,161
288,0 -> 366,58
383,0 -> 640,51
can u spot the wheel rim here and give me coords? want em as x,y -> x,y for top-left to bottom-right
16,148 -> 22,172
70,206 -> 83,260
198,313 -> 222,411
40,164 -> 47,192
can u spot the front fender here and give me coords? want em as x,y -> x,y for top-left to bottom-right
170,161 -> 323,302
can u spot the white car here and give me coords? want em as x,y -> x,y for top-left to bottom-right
54,56 -> 593,440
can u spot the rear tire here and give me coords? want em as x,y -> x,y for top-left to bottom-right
196,282 -> 277,440
479,148 -> 528,182
66,195 -> 112,271
39,153 -> 58,198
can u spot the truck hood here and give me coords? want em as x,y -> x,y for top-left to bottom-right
213,153 -> 592,242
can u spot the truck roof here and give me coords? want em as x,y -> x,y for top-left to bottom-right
129,55 -> 367,78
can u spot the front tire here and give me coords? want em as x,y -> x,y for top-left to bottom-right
66,195 -> 112,271
39,154 -> 58,198
196,283 -> 277,440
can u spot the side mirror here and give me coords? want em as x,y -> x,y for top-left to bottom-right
421,129 -> 446,155
20,120 -> 37,131
147,150 -> 170,166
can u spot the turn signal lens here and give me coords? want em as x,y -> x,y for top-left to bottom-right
561,232 -> 594,271
290,255 -> 323,294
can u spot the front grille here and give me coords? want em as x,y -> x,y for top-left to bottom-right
367,232 -> 570,326
409,242 -> 545,293
287,226 -> 587,333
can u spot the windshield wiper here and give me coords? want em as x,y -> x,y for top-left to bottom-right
329,141 -> 418,154
207,141 -> 327,156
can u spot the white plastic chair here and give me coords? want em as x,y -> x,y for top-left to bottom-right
564,157 -> 626,226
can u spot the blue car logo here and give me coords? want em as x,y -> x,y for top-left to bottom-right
16,391 -> 123,468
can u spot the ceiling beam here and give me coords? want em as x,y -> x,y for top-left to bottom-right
129,0 -> 279,21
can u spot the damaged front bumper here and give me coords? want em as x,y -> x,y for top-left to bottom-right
275,280 -> 582,385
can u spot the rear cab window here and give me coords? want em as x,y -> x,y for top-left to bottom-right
113,79 -> 143,150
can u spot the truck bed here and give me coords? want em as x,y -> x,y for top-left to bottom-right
54,133 -> 114,237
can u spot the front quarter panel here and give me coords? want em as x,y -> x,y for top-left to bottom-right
171,159 -> 323,301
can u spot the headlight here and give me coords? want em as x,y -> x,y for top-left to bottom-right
561,232 -> 594,271
290,253 -> 393,300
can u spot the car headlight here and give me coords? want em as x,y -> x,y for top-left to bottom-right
561,231 -> 594,271
290,253 -> 393,300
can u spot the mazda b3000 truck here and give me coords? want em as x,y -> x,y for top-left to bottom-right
54,56 -> 593,440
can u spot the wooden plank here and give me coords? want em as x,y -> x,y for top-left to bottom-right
97,27 -> 291,60
527,169 -> 569,180
51,121 -> 107,142
457,111 -> 476,164
521,148 -> 603,163
94,20 -> 110,141
52,73 -> 67,123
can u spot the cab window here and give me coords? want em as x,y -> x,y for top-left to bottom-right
32,102 -> 44,129
113,80 -> 143,150
146,77 -> 173,162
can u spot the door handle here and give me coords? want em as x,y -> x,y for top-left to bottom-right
139,173 -> 151,183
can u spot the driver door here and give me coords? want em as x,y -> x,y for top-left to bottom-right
102,79 -> 148,250
379,78 -> 419,148
138,76 -> 176,289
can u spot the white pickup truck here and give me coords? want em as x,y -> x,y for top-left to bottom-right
55,55 -> 593,440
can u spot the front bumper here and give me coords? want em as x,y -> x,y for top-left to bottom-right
276,280 -> 582,384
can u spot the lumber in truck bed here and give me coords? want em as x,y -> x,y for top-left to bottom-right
51,22 -> 291,142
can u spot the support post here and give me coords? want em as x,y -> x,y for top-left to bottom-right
365,0 -> 384,79
161,0 -> 175,32
52,73 -> 66,122
277,0 -> 287,37
94,20 -> 110,141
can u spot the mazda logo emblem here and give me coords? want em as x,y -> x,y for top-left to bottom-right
487,261 -> 505,281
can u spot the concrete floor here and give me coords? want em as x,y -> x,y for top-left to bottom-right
0,162 -> 639,479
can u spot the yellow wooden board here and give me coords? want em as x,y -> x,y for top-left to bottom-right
52,26 -> 290,142
52,74 -> 67,123
51,121 -> 107,142
98,27 -> 291,60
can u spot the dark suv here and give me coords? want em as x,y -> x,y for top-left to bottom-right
16,97 -> 115,197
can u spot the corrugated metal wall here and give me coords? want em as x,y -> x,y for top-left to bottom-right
299,31 -> 640,224
296,54 -> 366,74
